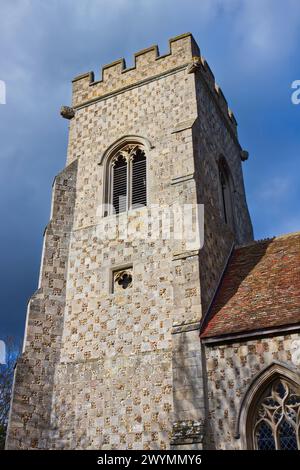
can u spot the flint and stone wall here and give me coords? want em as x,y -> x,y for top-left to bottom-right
6,33 -> 253,449
6,161 -> 77,449
204,332 -> 300,449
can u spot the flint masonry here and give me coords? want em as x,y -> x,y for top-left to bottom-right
6,33 -> 300,450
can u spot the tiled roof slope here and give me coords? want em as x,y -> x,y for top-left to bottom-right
201,232 -> 300,339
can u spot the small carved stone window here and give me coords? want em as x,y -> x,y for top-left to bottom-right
251,378 -> 300,450
112,267 -> 133,293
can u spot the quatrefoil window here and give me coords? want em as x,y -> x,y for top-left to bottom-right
112,268 -> 133,293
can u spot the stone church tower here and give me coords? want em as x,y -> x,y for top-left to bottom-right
6,33 -> 256,449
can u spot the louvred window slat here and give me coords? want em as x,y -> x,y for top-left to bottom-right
112,156 -> 127,214
132,149 -> 146,208
109,146 -> 147,216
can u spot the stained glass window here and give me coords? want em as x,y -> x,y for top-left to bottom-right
253,379 -> 300,450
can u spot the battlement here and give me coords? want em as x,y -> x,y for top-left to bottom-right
70,33 -> 237,135
71,33 -> 199,108
195,56 -> 238,133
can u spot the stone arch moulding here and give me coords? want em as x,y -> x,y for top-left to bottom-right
98,134 -> 154,166
235,361 -> 300,449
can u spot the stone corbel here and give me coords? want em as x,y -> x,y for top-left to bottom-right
240,150 -> 249,161
60,106 -> 75,120
187,56 -> 202,74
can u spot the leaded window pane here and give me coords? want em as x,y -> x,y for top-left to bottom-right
256,422 -> 276,450
279,419 -> 298,450
252,378 -> 300,450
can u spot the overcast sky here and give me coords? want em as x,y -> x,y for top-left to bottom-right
0,0 -> 300,341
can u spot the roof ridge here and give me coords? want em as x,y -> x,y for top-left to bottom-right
235,230 -> 300,250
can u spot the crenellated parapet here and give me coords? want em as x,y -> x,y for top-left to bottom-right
71,33 -> 238,137
187,55 -> 237,135
71,33 -> 200,108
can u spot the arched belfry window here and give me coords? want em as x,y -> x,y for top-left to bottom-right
251,378 -> 300,450
104,143 -> 147,215
218,158 -> 235,228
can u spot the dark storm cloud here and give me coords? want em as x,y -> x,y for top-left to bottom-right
0,0 -> 300,340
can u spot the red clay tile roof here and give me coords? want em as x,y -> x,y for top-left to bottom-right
201,232 -> 300,339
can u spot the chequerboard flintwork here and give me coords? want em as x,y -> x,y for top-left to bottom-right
68,34 -> 238,141
6,33 -> 300,451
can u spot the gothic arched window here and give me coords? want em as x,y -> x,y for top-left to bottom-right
105,144 -> 147,215
250,378 -> 300,450
218,158 -> 235,228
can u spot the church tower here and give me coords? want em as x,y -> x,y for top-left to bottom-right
6,33 -> 253,450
